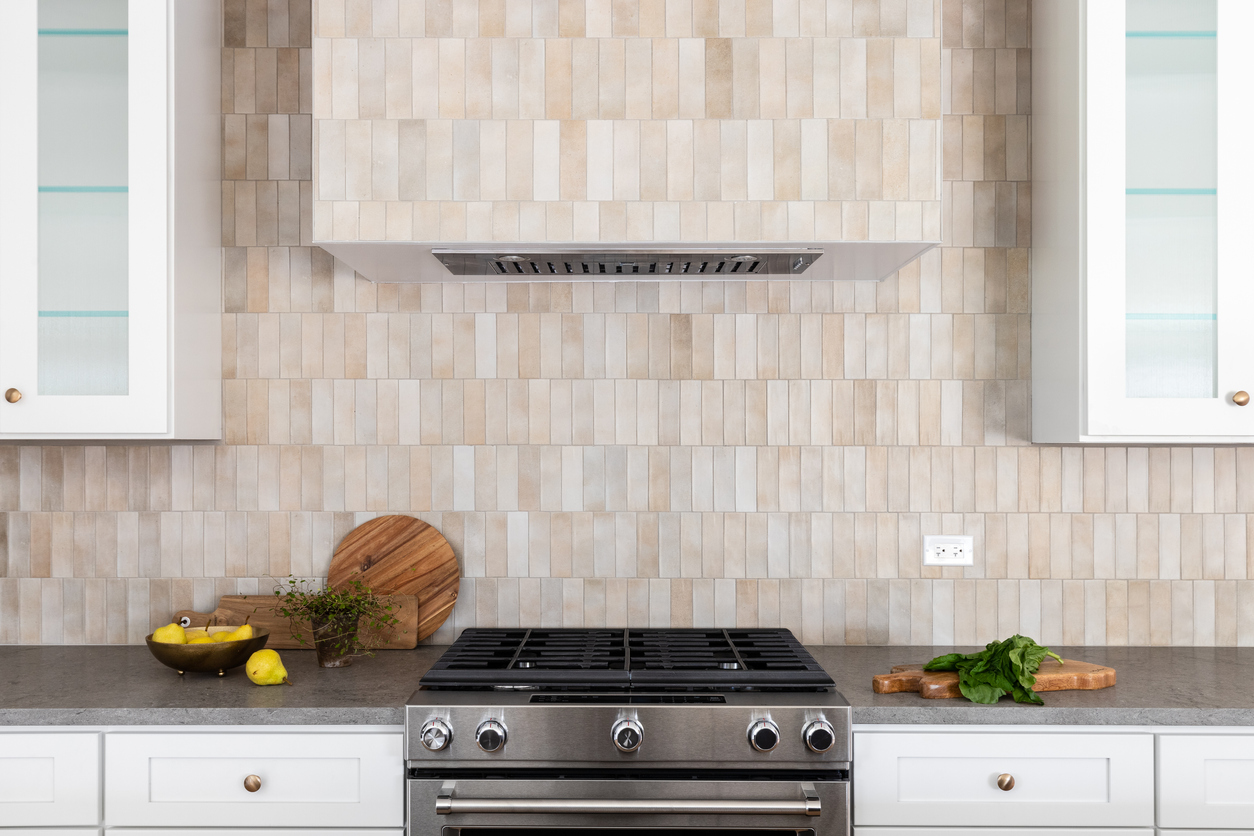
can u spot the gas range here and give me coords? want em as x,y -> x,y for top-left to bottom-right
406,628 -> 851,835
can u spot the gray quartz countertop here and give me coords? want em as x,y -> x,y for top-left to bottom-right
811,645 -> 1254,726
2,644 -> 1253,726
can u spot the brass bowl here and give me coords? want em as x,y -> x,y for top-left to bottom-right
145,627 -> 271,676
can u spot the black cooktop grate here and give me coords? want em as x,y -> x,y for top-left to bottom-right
420,628 -> 833,690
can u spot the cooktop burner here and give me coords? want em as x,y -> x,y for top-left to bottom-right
419,628 -> 834,691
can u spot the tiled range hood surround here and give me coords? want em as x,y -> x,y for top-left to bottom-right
313,0 -> 941,281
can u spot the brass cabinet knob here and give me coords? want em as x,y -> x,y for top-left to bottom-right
4,389 -> 20,404
997,773 -> 1015,791
244,774 -> 262,792
1234,391 -> 1250,406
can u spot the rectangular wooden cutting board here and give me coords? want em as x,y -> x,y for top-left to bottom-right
873,658 -> 1116,699
173,594 -> 419,650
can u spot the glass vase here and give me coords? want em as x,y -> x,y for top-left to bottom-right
311,615 -> 358,668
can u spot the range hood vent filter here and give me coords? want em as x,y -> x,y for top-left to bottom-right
433,250 -> 821,279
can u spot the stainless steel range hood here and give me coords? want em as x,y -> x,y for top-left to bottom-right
312,3 -> 943,283
316,241 -> 938,283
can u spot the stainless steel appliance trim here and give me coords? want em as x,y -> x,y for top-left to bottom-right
435,782 -> 820,817
405,696 -> 851,764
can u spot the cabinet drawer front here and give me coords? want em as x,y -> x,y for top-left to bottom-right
0,733 -> 100,826
104,732 -> 403,827
853,731 -> 1154,827
108,831 -> 401,836
1158,734 -> 1254,827
853,830 -> 1154,836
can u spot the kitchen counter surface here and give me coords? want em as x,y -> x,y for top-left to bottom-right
0,645 -> 444,726
1,644 -> 1253,726
815,645 -> 1254,726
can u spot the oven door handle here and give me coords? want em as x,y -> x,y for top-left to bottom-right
435,782 -> 820,817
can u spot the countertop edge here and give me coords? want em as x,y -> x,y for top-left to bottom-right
852,707 -> 1254,726
0,708 -> 406,726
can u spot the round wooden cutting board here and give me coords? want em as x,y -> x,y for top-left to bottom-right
327,515 -> 459,642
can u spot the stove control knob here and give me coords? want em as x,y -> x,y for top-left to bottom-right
420,719 -> 452,751
803,719 -> 837,753
611,718 -> 644,753
748,719 -> 780,752
476,720 -> 507,752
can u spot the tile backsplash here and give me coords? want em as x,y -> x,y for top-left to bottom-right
4,0 -> 1252,648
311,0 -> 943,244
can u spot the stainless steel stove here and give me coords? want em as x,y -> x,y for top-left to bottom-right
406,628 -> 851,836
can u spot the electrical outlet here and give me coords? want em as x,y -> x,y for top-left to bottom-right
923,534 -> 974,567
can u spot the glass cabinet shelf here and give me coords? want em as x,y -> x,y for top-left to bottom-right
37,28 -> 127,35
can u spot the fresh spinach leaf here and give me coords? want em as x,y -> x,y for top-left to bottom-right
924,635 -> 1063,705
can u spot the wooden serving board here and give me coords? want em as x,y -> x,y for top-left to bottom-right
327,515 -> 459,643
174,594 -> 419,650
873,658 -> 1116,699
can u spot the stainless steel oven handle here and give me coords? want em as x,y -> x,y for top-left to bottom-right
435,782 -> 820,817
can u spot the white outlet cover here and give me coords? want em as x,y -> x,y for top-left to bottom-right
923,534 -> 975,567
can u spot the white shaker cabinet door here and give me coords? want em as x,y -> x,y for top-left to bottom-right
0,733 -> 101,826
854,731 -> 1154,827
1034,0 -> 1254,441
104,731 -> 404,827
0,0 -> 168,434
0,0 -> 220,439
1158,734 -> 1254,828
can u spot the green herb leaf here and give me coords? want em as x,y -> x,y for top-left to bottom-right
924,635 -> 1062,706
922,653 -> 966,671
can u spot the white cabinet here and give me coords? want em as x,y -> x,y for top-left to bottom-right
0,0 -> 220,439
1033,0 -> 1254,442
853,730 -> 1154,828
0,732 -> 100,826
104,731 -> 404,827
852,830 -> 1153,836
1158,733 -> 1254,828
108,832 -> 400,836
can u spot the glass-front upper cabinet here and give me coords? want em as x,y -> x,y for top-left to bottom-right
0,0 -> 221,438
1033,0 -> 1254,442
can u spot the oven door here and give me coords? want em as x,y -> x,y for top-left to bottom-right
408,777 -> 849,836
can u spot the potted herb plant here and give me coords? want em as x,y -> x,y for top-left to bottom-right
271,577 -> 402,668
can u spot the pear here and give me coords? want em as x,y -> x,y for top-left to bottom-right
214,617 -> 254,643
246,649 -> 292,686
186,635 -> 214,644
152,623 -> 187,644
185,619 -> 212,641
225,623 -> 255,642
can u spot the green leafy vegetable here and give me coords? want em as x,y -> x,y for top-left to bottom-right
924,635 -> 1064,705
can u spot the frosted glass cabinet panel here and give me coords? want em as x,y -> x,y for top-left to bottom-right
1033,0 -> 1254,442
38,0 -> 130,396
0,0 -> 221,438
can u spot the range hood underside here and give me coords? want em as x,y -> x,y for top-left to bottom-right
316,241 -> 938,284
